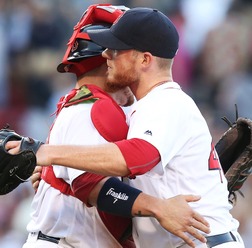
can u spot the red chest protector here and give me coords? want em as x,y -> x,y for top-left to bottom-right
41,84 -> 129,196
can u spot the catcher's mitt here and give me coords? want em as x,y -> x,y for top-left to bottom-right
0,128 -> 43,195
215,112 -> 252,202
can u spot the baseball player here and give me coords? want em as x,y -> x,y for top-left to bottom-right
13,7 -> 246,248
8,5 -> 211,248
20,5 -> 136,248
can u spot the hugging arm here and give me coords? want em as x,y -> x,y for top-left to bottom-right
9,137 -> 210,247
30,167 -> 210,247
86,177 -> 210,247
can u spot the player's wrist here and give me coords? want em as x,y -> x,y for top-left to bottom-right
36,144 -> 52,166
131,193 -> 163,218
97,177 -> 142,217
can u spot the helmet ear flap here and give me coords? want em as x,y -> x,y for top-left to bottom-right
59,56 -> 106,78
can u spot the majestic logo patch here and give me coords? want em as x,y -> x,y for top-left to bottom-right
144,130 -> 152,136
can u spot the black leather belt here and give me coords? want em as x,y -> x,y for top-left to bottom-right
38,231 -> 60,244
206,232 -> 237,247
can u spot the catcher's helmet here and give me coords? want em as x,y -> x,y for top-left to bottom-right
57,23 -> 110,75
57,4 -> 128,77
67,24 -> 109,62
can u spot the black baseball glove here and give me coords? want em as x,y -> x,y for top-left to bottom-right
0,128 -> 43,195
215,108 -> 252,203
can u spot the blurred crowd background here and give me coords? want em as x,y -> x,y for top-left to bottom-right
0,0 -> 252,247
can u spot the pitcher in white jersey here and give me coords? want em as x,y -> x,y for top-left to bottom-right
84,8 -> 245,248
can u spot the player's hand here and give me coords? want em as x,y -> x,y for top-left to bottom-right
5,140 -> 21,154
110,86 -> 135,107
6,141 -> 43,191
31,166 -> 42,191
6,141 -> 50,166
155,195 -> 210,247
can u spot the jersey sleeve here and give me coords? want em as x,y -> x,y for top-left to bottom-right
115,138 -> 160,177
72,172 -> 105,206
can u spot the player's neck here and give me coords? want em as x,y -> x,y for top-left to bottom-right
135,77 -> 173,100
75,65 -> 107,90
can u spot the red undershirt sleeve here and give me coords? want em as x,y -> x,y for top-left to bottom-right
72,174 -> 133,242
72,172 -> 105,206
115,138 -> 160,177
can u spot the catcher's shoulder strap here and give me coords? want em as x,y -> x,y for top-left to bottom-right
58,84 -> 129,142
56,84 -> 100,116
41,166 -> 74,196
42,84 -> 128,196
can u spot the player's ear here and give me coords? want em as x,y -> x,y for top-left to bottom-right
141,52 -> 152,67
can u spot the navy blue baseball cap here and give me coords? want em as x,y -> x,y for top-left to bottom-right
87,7 -> 179,59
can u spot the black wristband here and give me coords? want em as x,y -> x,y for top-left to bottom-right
97,177 -> 142,217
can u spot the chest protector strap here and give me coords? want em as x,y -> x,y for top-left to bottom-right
41,84 -> 128,196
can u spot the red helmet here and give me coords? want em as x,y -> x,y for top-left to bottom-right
57,4 -> 128,77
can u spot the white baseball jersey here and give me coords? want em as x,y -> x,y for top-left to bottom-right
125,82 -> 243,248
25,89 -> 123,248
